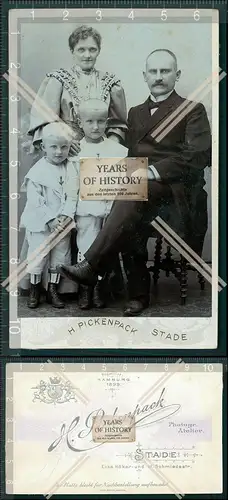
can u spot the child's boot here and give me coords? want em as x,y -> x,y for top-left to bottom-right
78,284 -> 93,310
46,269 -> 65,309
93,280 -> 105,308
28,274 -> 41,308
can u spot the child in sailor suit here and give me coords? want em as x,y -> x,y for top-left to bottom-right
75,99 -> 128,309
20,122 -> 78,309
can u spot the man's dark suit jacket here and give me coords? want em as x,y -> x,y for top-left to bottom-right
127,90 -> 212,255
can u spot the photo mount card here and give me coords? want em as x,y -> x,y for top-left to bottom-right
5,361 -> 224,495
3,8 -> 226,351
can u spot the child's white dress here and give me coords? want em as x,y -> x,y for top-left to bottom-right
20,156 -> 78,276
75,137 -> 127,260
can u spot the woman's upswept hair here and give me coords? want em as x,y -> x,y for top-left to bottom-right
68,25 -> 102,53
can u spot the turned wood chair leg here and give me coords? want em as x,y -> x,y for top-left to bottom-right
180,256 -> 188,305
153,236 -> 163,286
198,272 -> 205,290
165,245 -> 172,277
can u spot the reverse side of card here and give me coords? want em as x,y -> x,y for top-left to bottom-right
5,362 -> 223,495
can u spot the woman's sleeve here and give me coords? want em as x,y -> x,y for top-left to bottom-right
28,76 -> 63,145
106,83 -> 128,143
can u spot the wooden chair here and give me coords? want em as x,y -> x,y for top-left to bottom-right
147,234 -> 205,305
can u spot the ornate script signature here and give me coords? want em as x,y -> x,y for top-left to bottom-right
48,388 -> 181,454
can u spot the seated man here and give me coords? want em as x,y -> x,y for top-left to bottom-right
58,49 -> 211,316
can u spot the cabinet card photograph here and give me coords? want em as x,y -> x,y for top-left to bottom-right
5,361 -> 224,495
6,8 -> 223,350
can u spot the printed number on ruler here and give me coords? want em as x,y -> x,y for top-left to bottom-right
128,10 -> 134,20
10,95 -> 20,102
123,364 -> 128,372
161,10 -> 167,21
144,363 -> 148,371
40,363 -> 45,371
203,364 -> 214,372
81,363 -> 86,370
10,62 -> 21,69
60,363 -> 65,371
194,10 -> 200,21
31,10 -> 35,20
10,320 -> 20,335
10,258 -> 19,264
10,129 -> 20,135
96,10 -> 102,21
10,160 -> 20,168
63,10 -> 69,21
10,193 -> 20,199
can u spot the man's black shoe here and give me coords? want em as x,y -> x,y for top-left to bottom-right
123,298 -> 149,316
57,260 -> 98,286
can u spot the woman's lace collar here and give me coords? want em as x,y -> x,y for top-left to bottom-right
72,65 -> 96,76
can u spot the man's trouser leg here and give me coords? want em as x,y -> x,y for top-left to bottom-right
121,229 -> 151,301
85,180 -> 172,274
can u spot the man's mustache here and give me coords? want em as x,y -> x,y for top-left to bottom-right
152,82 -> 165,86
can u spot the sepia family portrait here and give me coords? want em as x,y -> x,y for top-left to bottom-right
10,13 -> 217,343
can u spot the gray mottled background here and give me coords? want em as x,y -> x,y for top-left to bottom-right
18,22 -> 213,261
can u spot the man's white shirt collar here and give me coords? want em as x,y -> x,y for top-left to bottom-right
150,89 -> 174,103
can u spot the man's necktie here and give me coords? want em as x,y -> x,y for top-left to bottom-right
148,99 -> 161,110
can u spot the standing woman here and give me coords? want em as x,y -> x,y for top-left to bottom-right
28,25 -> 127,150
20,25 -> 127,302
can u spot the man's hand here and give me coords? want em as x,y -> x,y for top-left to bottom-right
69,139 -> 81,156
131,167 -> 157,181
131,167 -> 150,181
